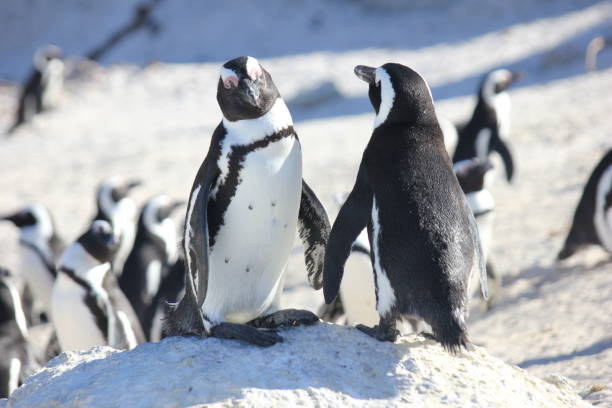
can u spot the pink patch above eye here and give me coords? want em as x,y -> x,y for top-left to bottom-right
248,66 -> 263,80
223,76 -> 238,89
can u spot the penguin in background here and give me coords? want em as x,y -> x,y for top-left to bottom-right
558,149 -> 612,260
323,63 -> 487,352
163,56 -> 330,347
93,177 -> 142,275
7,45 -> 64,135
148,257 -> 186,342
454,158 -> 501,308
453,69 -> 522,182
0,268 -> 39,398
52,220 -> 145,352
0,204 -> 64,322
119,195 -> 184,340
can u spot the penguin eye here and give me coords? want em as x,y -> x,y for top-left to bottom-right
223,76 -> 239,89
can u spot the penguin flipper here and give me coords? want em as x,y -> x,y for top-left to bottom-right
103,273 -> 146,347
490,130 -> 514,182
323,166 -> 373,304
468,210 -> 488,300
298,180 -> 331,290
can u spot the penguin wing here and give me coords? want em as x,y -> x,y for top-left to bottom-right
490,128 -> 515,182
298,180 -> 331,290
103,273 -> 146,346
323,166 -> 373,304
467,208 -> 488,300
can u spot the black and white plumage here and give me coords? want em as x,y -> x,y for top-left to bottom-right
453,69 -> 522,182
323,63 -> 487,352
52,220 -> 145,352
93,177 -> 141,275
558,149 -> 612,260
163,56 -> 330,347
0,268 -> 38,398
0,204 -> 64,322
119,195 -> 184,340
7,45 -> 64,135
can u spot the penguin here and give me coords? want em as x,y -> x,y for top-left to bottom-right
454,158 -> 500,308
0,204 -> 64,322
323,63 -> 487,352
7,45 -> 64,135
52,220 -> 145,352
452,69 -> 522,182
119,195 -> 184,340
558,149 -> 612,260
148,257 -> 186,342
0,268 -> 38,398
163,56 -> 330,347
93,177 -> 141,275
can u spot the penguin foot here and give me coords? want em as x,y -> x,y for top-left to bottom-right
249,309 -> 320,329
419,331 -> 438,341
210,322 -> 283,347
356,324 -> 399,342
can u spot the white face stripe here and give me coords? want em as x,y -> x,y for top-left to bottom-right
245,56 -> 262,79
482,69 -> 512,107
373,68 -> 395,129
594,166 -> 612,252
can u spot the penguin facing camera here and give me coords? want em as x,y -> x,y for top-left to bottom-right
453,69 -> 522,182
323,63 -> 487,352
163,56 -> 330,347
52,220 -> 145,352
7,45 -> 64,135
558,149 -> 612,260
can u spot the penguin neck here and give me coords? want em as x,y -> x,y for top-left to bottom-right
19,224 -> 54,262
59,243 -> 111,286
222,98 -> 293,145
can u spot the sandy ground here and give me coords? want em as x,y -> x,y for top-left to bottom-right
1,0 -> 611,405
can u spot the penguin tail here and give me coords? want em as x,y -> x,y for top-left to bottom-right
431,312 -> 470,354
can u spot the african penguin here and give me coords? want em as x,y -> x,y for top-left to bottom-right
0,268 -> 38,398
52,220 -> 145,351
558,149 -> 612,260
93,177 -> 141,275
7,45 -> 64,135
0,204 -> 64,322
163,56 -> 330,347
454,158 -> 500,308
119,195 -> 184,340
323,63 -> 487,352
453,69 -> 522,182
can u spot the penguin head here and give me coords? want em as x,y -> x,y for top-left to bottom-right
0,203 -> 56,241
78,220 -> 121,264
480,69 -> 522,106
355,63 -> 437,129
217,56 -> 280,121
33,44 -> 63,71
454,158 -> 494,194
96,177 -> 141,221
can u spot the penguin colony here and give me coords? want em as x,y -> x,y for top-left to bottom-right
1,46 -> 610,397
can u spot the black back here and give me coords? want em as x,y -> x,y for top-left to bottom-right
559,149 -> 612,259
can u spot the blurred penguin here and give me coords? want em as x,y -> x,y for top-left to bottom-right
0,268 -> 39,398
453,69 -> 522,183
52,220 -> 145,352
7,45 -> 64,135
119,195 -> 184,340
93,177 -> 141,275
0,204 -> 64,322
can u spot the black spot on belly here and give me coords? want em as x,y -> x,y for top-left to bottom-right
246,267 -> 250,273
248,204 -> 253,210
271,201 -> 276,207
225,257 -> 230,264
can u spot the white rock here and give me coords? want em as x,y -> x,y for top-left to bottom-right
2,324 -> 589,408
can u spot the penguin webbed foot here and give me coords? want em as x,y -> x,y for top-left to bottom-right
210,322 -> 283,347
356,321 -> 399,342
249,308 -> 320,329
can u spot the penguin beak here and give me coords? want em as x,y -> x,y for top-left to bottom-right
127,179 -> 143,190
510,71 -> 525,83
354,65 -> 377,84
0,213 -> 18,224
239,78 -> 261,107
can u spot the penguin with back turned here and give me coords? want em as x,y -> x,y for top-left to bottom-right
120,195 -> 184,340
558,149 -> 612,260
7,45 -> 64,135
163,56 -> 330,347
52,220 -> 145,351
453,69 -> 522,182
323,63 -> 487,352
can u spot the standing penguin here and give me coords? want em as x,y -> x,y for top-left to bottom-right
7,45 -> 64,135
52,220 -> 145,352
93,177 -> 141,274
558,149 -> 612,260
0,268 -> 38,398
454,158 -> 500,308
163,56 -> 330,347
119,195 -> 184,339
453,69 -> 522,182
0,204 -> 64,321
323,63 -> 487,352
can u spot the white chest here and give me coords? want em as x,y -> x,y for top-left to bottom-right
492,92 -> 511,137
203,136 -> 302,324
19,245 -> 55,315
